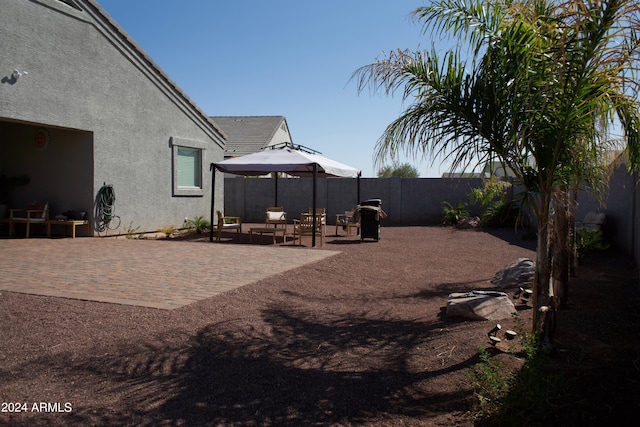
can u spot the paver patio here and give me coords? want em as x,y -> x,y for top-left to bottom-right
0,238 -> 339,309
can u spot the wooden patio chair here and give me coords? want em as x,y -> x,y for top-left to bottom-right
293,213 -> 324,246
266,207 -> 287,227
215,210 -> 242,242
307,207 -> 327,235
335,209 -> 360,236
9,201 -> 49,238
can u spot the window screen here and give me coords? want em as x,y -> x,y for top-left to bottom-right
177,147 -> 201,188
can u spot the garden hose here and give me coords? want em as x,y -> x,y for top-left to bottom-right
97,183 -> 120,231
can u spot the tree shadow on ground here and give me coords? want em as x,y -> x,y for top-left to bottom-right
481,227 -> 537,251
3,302 -> 481,426
156,304 -> 479,425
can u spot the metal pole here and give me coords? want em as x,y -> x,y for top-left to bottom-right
209,164 -> 215,242
275,173 -> 279,206
312,163 -> 317,247
273,173 -> 279,229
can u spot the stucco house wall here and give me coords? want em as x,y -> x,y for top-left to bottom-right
1,0 -> 224,235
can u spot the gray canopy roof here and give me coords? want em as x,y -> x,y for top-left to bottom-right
212,147 -> 360,178
209,146 -> 360,246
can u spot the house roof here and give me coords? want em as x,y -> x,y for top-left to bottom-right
81,0 -> 225,144
210,116 -> 291,156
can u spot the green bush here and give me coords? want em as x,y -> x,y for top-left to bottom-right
576,227 -> 610,262
468,346 -> 509,417
441,201 -> 470,225
481,199 -> 516,226
185,215 -> 210,234
469,179 -> 516,226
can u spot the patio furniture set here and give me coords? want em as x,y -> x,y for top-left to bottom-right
2,201 -> 90,239
215,206 -> 362,246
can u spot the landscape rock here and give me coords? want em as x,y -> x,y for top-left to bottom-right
446,290 -> 517,321
491,258 -> 535,289
456,216 -> 481,229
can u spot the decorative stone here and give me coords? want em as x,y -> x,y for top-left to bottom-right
456,216 -> 481,229
491,258 -> 536,289
446,290 -> 517,321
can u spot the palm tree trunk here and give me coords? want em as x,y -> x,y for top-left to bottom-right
553,188 -> 571,309
533,193 -> 556,348
569,186 -> 579,276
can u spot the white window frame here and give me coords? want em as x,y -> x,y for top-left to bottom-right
171,137 -> 206,197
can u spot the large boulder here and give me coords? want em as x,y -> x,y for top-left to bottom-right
491,258 -> 535,289
446,290 -> 517,321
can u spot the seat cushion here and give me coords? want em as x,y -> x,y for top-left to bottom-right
13,217 -> 46,222
267,211 -> 285,221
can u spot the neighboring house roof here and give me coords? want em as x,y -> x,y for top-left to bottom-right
442,172 -> 490,179
483,147 -> 626,178
82,0 -> 226,143
210,116 -> 293,157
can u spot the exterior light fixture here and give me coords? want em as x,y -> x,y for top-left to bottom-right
11,69 -> 28,80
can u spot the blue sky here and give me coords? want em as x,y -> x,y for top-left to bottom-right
97,0 -> 454,177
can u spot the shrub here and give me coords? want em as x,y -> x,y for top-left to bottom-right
576,227 -> 610,262
158,225 -> 177,238
441,201 -> 470,225
125,222 -> 146,239
481,199 -> 516,226
469,179 -> 516,226
468,319 -> 569,425
184,215 -> 210,234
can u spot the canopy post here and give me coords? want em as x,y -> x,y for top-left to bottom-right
275,173 -> 279,206
312,163 -> 317,247
209,163 -> 216,242
357,171 -> 361,205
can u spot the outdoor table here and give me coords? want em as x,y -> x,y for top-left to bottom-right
46,219 -> 90,238
249,227 -> 286,245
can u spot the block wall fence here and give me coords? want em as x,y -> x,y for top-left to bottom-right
225,170 -> 640,271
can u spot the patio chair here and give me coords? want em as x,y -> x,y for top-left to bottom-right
215,210 -> 242,242
266,207 -> 287,227
335,209 -> 360,236
308,207 -> 327,235
9,201 -> 49,238
293,213 -> 324,246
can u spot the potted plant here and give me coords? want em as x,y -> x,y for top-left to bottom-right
0,174 -> 30,218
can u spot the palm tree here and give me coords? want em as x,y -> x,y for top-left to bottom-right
353,0 -> 640,346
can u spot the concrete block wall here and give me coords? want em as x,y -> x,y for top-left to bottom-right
226,170 -> 639,272
575,161 -> 638,258
224,177 -> 484,225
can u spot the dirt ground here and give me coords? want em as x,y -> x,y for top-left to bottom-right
0,226 -> 638,426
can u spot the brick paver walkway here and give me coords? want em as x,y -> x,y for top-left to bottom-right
0,238 -> 339,309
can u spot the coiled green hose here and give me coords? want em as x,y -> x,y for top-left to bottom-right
97,184 -> 120,231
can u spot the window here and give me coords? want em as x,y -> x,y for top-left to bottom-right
177,147 -> 201,188
171,137 -> 206,196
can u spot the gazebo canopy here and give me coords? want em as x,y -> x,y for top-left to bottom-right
212,145 -> 360,178
209,143 -> 361,246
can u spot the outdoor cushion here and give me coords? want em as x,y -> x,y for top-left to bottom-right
267,211 -> 285,221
